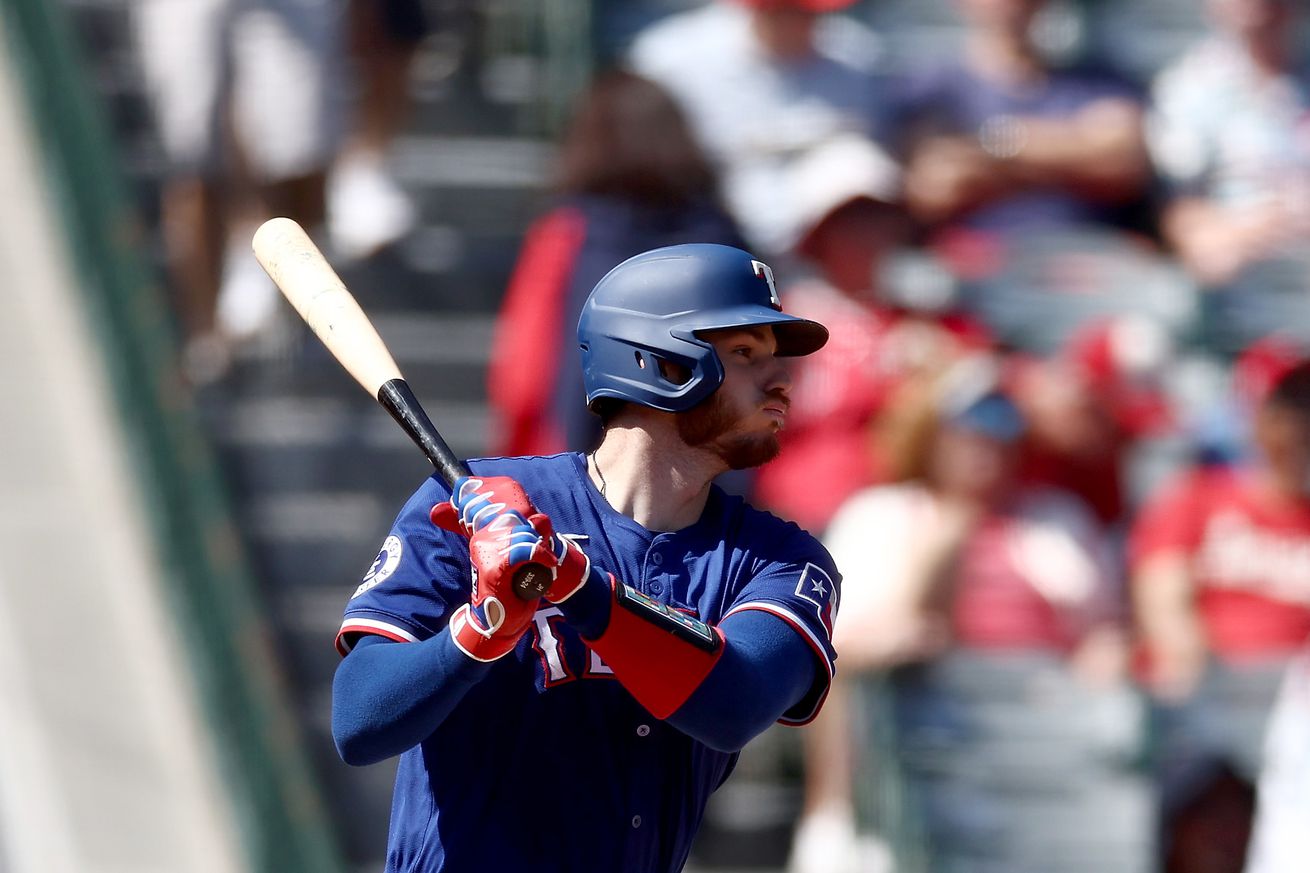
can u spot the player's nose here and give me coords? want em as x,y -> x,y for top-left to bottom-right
763,354 -> 791,396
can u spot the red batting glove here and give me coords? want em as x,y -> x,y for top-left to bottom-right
448,511 -> 556,662
520,512 -> 594,605
430,475 -> 535,538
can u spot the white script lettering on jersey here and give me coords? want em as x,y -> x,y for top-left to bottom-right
530,606 -> 615,685
530,607 -> 573,684
1197,511 -> 1310,603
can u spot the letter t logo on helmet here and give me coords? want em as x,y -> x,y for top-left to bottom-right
577,244 -> 829,414
751,260 -> 781,310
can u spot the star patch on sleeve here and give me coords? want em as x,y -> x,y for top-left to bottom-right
793,563 -> 838,635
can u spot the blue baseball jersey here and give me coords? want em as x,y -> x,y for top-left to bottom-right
339,452 -> 840,873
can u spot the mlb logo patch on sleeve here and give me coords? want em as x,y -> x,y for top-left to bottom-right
354,535 -> 403,598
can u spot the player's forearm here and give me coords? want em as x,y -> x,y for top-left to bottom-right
1003,101 -> 1148,199
555,570 -> 813,750
1133,554 -> 1208,699
666,610 -> 814,752
1162,197 -> 1290,285
332,633 -> 490,765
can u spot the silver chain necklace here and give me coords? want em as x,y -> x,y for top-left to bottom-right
589,451 -> 608,498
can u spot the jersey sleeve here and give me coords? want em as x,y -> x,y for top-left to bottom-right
1128,468 -> 1209,570
722,524 -> 842,726
336,475 -> 470,655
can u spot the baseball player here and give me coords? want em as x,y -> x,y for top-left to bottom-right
332,243 -> 842,872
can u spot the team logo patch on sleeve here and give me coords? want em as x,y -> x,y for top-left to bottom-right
353,535 -> 403,599
794,563 -> 838,635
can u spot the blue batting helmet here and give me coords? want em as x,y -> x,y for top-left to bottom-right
577,243 -> 828,413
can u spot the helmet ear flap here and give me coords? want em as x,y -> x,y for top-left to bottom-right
653,355 -> 693,386
623,348 -> 701,389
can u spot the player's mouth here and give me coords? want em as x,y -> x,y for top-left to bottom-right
761,398 -> 789,426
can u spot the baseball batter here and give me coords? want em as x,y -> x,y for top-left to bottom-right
332,244 -> 842,872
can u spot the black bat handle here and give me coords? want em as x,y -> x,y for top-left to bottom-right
377,379 -> 550,601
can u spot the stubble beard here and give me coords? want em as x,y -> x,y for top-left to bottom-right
677,390 -> 783,470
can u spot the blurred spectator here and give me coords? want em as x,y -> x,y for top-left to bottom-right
1131,338 -> 1310,873
326,0 -> 426,261
830,357 -> 1125,679
1149,0 -> 1310,289
487,69 -> 744,458
791,357 -> 1134,873
133,0 -> 347,382
890,0 -> 1150,236
1245,644 -> 1310,873
1133,340 -> 1310,698
627,0 -> 885,256
753,134 -> 990,533
1016,315 -> 1176,529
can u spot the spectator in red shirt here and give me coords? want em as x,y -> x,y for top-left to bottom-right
753,135 -> 989,533
789,357 -> 1131,873
1131,336 -> 1310,873
830,357 -> 1124,663
1017,315 -> 1176,529
1132,346 -> 1310,696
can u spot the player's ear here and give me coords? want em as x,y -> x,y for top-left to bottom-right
656,357 -> 692,385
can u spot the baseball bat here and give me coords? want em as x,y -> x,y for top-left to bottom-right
251,217 -> 550,601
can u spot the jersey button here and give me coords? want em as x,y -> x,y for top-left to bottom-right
649,580 -> 663,595
631,815 -> 642,829
636,724 -> 651,737
651,552 -> 663,566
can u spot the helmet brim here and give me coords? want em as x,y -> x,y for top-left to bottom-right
773,318 -> 830,357
686,308 -> 829,357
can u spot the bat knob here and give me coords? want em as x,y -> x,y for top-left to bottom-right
512,563 -> 551,601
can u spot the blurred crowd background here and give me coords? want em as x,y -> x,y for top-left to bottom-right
6,0 -> 1310,871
